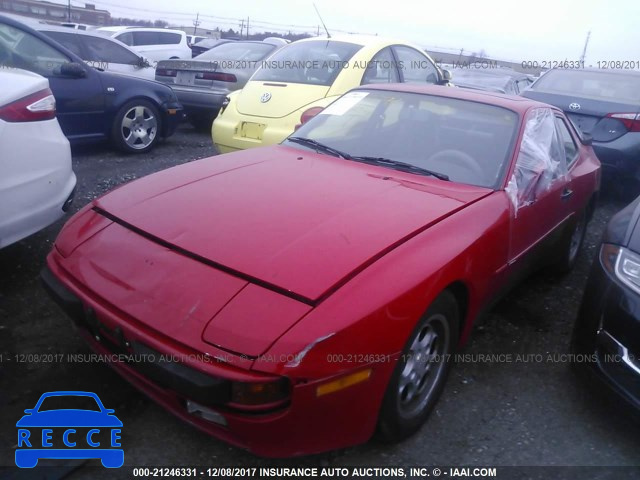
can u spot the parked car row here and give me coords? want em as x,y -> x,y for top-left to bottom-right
156,38 -> 289,130
0,14 -> 184,154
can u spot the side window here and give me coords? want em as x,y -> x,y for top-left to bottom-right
116,32 -> 133,46
157,32 -> 181,45
393,46 -> 439,84
516,78 -> 532,94
506,108 -> 568,213
361,47 -> 399,85
0,24 -> 70,77
555,117 -> 579,167
83,36 -> 140,65
504,81 -> 517,95
43,32 -> 84,57
132,31 -> 159,46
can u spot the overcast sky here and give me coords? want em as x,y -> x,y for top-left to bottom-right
78,0 -> 639,63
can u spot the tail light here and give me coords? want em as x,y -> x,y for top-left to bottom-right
156,68 -> 177,77
294,106 -> 324,130
606,113 -> 640,132
0,88 -> 56,122
195,72 -> 237,82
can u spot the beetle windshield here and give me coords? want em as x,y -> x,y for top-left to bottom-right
195,42 -> 275,63
286,89 -> 519,188
252,40 -> 362,86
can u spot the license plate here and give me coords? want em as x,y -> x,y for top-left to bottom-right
176,71 -> 195,86
239,122 -> 266,140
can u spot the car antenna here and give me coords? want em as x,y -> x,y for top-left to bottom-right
313,2 -> 331,38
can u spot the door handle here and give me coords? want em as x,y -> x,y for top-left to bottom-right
561,188 -> 573,200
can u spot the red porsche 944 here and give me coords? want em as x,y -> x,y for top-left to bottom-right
42,84 -> 600,456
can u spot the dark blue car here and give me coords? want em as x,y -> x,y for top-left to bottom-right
523,69 -> 640,196
16,391 -> 124,468
0,14 -> 183,153
572,196 -> 640,412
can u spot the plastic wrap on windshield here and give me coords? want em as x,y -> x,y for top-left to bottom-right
507,108 -> 567,216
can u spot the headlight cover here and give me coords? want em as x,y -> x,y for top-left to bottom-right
601,243 -> 640,294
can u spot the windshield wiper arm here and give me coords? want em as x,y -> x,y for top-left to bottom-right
350,156 -> 449,181
287,137 -> 352,159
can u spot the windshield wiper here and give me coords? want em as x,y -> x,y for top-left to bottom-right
287,138 -> 449,181
350,156 -> 449,181
287,137 -> 352,159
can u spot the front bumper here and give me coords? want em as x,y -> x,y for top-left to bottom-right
41,253 -> 390,457
572,252 -> 640,410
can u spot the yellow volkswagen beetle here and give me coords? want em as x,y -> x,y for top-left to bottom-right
212,35 -> 450,152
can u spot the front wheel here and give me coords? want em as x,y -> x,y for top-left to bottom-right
377,290 -> 459,442
111,99 -> 161,154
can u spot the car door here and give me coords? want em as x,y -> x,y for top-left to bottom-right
507,107 -> 570,268
554,115 -> 598,217
391,45 -> 440,84
2,22 -> 105,140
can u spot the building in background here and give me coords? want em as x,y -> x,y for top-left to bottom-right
0,0 -> 110,25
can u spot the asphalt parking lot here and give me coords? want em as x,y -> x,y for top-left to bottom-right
1,124 -> 639,477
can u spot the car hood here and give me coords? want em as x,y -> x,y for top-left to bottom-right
94,145 -> 491,303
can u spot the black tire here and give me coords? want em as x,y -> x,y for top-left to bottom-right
553,209 -> 587,274
111,99 -> 161,154
377,290 -> 460,442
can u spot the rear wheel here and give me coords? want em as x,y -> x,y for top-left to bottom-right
377,290 -> 459,442
553,209 -> 587,274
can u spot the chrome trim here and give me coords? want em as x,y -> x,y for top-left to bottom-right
597,329 -> 640,375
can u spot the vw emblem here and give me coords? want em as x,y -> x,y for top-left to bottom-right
569,102 -> 581,111
260,92 -> 272,103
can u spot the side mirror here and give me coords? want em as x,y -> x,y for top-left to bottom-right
582,132 -> 593,146
138,56 -> 151,68
24,409 -> 34,415
441,69 -> 452,82
60,62 -> 87,78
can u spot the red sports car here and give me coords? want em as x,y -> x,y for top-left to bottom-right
42,84 -> 600,457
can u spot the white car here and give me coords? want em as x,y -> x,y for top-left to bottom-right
96,26 -> 191,61
0,68 -> 76,249
38,26 -> 155,81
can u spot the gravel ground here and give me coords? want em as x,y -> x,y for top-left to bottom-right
1,125 -> 639,478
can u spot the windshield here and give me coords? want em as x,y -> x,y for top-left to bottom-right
286,90 -> 519,188
195,42 -> 275,64
532,69 -> 640,103
252,40 -> 362,86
